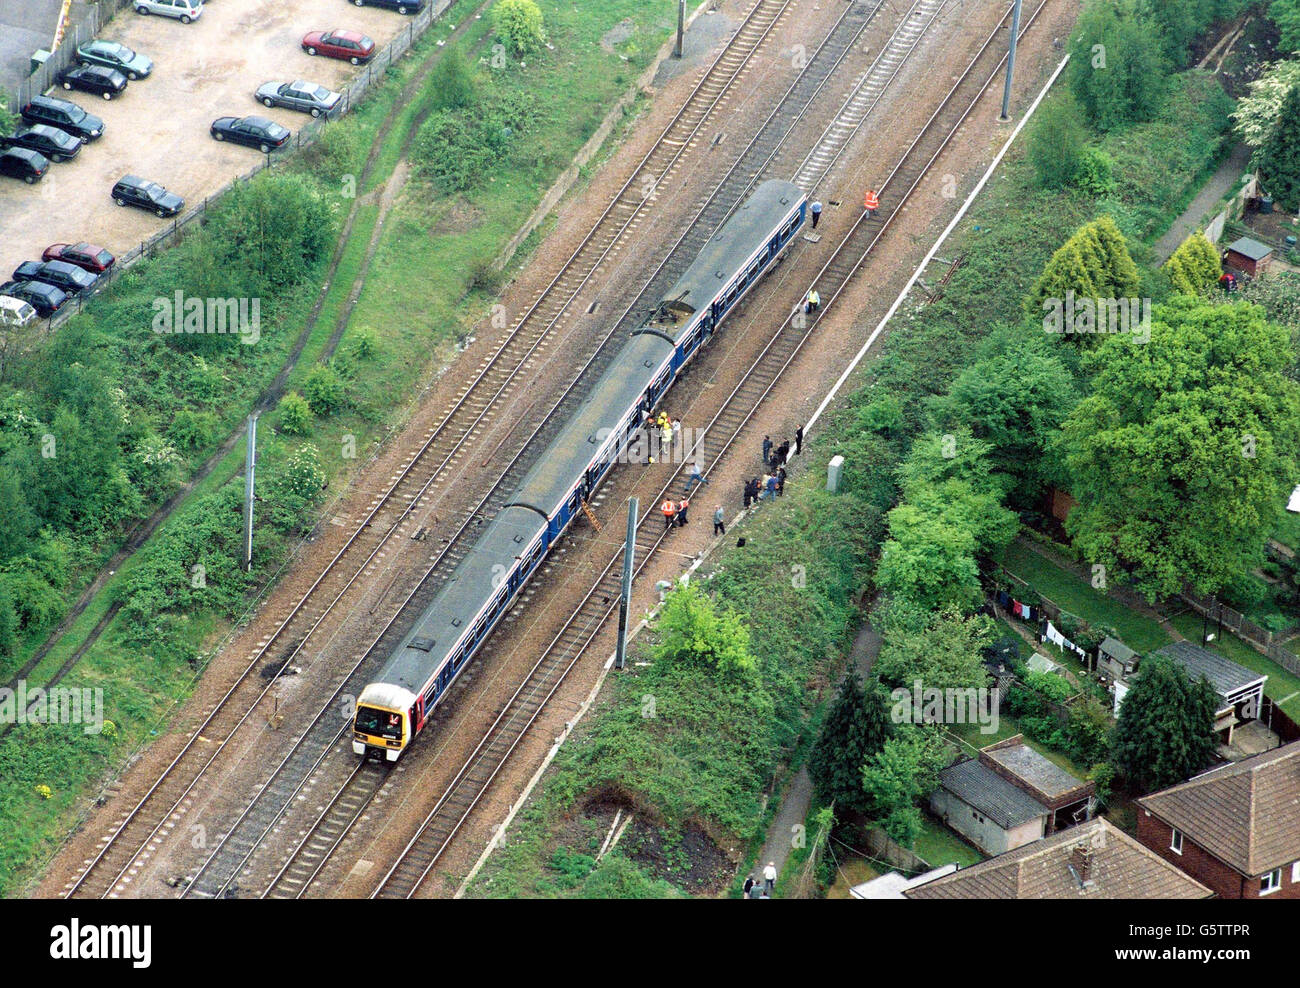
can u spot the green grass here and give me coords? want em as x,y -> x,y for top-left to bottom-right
998,542 -> 1173,653
914,813 -> 983,869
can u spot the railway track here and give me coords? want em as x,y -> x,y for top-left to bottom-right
203,0 -> 960,899
369,0 -> 1050,898
62,0 -> 796,901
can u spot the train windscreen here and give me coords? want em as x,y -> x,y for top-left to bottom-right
355,705 -> 402,740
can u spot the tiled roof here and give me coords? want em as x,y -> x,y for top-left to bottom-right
1153,642 -> 1266,699
939,759 -> 1049,829
1137,740 -> 1300,876
904,819 -> 1212,899
983,743 -> 1090,801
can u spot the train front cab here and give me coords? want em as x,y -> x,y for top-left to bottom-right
353,683 -> 417,762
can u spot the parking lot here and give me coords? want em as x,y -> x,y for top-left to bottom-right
0,0 -> 435,281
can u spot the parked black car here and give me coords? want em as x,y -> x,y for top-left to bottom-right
210,115 -> 290,152
0,280 -> 68,317
58,64 -> 128,100
0,125 -> 82,163
0,147 -> 49,184
111,174 -> 184,216
20,95 -> 105,141
13,260 -> 99,298
351,0 -> 424,13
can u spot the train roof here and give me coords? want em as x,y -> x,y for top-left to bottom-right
508,332 -> 675,516
373,505 -> 546,695
654,179 -> 804,331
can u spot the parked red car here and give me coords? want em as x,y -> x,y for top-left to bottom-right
301,30 -> 376,65
42,241 -> 116,274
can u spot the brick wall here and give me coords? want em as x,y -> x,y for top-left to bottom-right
1137,810 -> 1300,899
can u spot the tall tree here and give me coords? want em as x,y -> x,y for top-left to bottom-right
931,328 -> 1078,506
872,601 -> 993,695
808,673 -> 890,813
1068,0 -> 1169,131
860,727 -> 951,847
1271,0 -> 1300,54
1232,58 -> 1300,147
1112,655 -> 1219,793
1257,84 -> 1300,211
1163,229 -> 1222,296
1059,298 -> 1300,598
1031,216 -> 1141,317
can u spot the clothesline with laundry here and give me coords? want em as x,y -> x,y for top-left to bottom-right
995,589 -> 1042,624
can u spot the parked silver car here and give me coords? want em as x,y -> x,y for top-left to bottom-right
134,0 -> 203,23
254,80 -> 342,117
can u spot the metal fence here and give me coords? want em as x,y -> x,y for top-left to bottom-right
1180,590 -> 1300,678
19,0 -> 451,331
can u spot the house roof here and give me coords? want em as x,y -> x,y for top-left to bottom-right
903,818 -> 1213,899
938,759 -> 1050,829
1153,642 -> 1266,700
983,742 -> 1091,801
1100,636 -> 1138,663
1226,236 -> 1273,261
1136,740 -> 1300,876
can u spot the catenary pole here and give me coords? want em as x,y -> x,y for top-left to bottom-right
615,498 -> 638,669
1000,0 -> 1023,121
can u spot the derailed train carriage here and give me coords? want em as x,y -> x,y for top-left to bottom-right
353,180 -> 806,760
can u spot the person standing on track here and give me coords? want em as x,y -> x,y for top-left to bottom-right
662,498 -> 676,530
714,505 -> 726,536
676,497 -> 690,526
762,435 -> 773,466
864,188 -> 879,218
805,288 -> 820,314
810,199 -> 822,228
684,460 -> 708,493
795,425 -> 804,456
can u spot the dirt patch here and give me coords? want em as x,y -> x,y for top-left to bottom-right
600,18 -> 636,53
619,817 -> 733,895
429,196 -> 485,236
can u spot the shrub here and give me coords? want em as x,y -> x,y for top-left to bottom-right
1028,95 -> 1087,190
278,390 -> 314,435
493,0 -> 547,58
301,364 -> 347,416
1073,146 -> 1116,196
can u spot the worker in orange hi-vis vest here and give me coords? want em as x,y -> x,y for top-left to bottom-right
661,498 -> 677,529
863,188 -> 879,217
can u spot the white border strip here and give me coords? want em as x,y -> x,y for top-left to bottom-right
803,53 -> 1071,437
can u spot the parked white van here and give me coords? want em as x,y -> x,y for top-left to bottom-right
0,295 -> 38,328
134,0 -> 203,23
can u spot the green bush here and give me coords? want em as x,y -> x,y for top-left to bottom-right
301,364 -> 347,416
278,391 -> 314,435
1074,146 -> 1116,196
1028,95 -> 1087,190
493,0 -> 547,58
